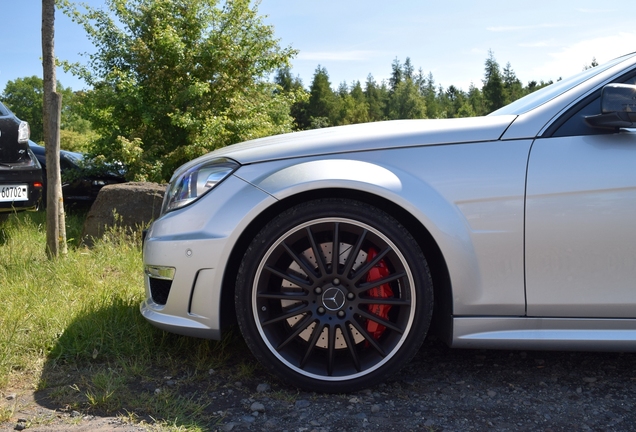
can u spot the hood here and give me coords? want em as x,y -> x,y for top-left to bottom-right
206,115 -> 517,165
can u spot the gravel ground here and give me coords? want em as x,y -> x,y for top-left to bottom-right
2,338 -> 636,431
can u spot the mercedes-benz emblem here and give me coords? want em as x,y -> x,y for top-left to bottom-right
322,287 -> 346,311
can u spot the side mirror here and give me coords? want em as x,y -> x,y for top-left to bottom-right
585,83 -> 636,129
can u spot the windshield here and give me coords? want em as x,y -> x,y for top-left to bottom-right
490,54 -> 636,116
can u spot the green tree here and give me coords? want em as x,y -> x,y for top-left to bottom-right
338,81 -> 370,125
387,79 -> 426,120
482,50 -> 506,113
438,85 -> 467,118
274,66 -> 309,130
364,74 -> 387,122
61,0 -> 297,181
466,82 -> 486,116
403,57 -> 414,81
502,62 -> 523,104
419,71 -> 439,119
306,66 -> 338,128
388,58 -> 403,93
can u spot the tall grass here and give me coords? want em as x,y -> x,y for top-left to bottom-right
0,210 -> 246,430
0,210 -> 144,383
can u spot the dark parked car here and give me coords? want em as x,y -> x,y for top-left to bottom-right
0,101 -> 43,221
29,142 -> 125,205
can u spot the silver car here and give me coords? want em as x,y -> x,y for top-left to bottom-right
141,53 -> 636,392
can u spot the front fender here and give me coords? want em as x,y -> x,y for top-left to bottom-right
235,142 -> 529,316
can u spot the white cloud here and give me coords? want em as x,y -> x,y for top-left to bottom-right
529,32 -> 636,79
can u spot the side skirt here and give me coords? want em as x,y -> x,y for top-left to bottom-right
452,317 -> 636,351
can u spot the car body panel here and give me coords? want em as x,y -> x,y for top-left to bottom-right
235,139 -> 532,316
526,130 -> 636,317
142,175 -> 277,337
453,317 -> 636,351
185,115 -> 517,166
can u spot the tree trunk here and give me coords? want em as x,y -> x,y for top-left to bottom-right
42,0 -> 67,257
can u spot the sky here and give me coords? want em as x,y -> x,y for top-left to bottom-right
1,0 -> 636,94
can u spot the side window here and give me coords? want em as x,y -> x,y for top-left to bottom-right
60,155 -> 76,171
550,94 -> 605,137
547,74 -> 636,138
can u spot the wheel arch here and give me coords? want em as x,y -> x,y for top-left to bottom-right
219,188 -> 453,343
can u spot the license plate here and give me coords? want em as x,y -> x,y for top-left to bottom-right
0,184 -> 28,202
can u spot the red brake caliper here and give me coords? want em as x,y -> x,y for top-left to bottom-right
365,248 -> 393,339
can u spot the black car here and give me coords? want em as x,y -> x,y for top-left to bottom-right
28,142 -> 125,204
0,101 -> 43,221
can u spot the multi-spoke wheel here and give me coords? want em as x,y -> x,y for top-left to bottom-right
236,199 -> 433,392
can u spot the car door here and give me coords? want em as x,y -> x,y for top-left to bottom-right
525,86 -> 636,318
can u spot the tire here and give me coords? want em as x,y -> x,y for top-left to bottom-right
235,199 -> 433,392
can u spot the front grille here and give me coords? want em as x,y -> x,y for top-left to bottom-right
149,277 -> 172,305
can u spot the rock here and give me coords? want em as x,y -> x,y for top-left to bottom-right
241,415 -> 256,423
81,182 -> 165,246
250,402 -> 265,413
295,399 -> 311,409
257,383 -> 271,393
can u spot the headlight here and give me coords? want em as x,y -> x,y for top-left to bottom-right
161,157 -> 239,214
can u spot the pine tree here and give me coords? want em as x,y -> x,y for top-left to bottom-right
403,57 -> 414,81
364,74 -> 387,122
339,81 -> 370,125
306,66 -> 338,128
274,67 -> 309,130
467,82 -> 486,116
389,58 -> 403,93
421,72 -> 439,118
502,62 -> 523,104
387,79 -> 426,120
482,50 -> 506,113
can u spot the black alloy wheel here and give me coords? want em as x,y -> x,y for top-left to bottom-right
236,199 -> 433,392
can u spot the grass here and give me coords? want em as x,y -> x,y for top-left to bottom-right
0,210 -> 255,431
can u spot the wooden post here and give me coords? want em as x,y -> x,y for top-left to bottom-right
42,0 -> 67,257
45,92 -> 67,256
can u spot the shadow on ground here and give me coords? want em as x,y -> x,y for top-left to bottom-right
30,302 -> 262,431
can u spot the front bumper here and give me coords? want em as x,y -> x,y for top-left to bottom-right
140,174 -> 276,339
